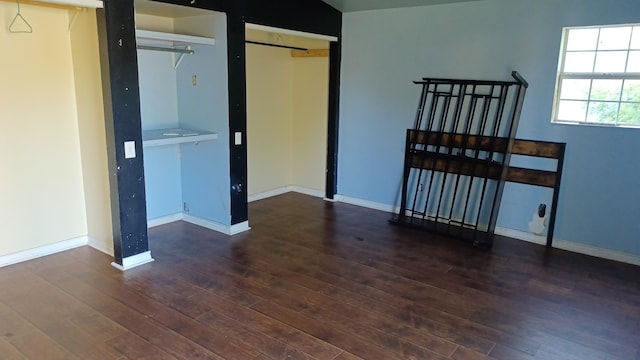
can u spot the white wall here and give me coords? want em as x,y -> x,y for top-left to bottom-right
0,2 -> 92,256
338,0 -> 640,257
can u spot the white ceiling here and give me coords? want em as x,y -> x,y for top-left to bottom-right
321,0 -> 485,12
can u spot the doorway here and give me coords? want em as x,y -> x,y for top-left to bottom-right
245,24 -> 335,202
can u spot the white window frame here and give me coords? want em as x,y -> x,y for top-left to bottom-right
551,23 -> 640,128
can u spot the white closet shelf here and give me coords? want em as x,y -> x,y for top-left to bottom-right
33,0 -> 103,8
143,128 -> 218,147
135,29 -> 216,46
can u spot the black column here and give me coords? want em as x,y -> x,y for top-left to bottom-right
326,40 -> 342,199
97,0 -> 149,265
227,3 -> 249,225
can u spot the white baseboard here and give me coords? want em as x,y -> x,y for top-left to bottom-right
147,213 -> 249,236
229,221 -> 251,235
148,213 -> 183,228
334,195 -> 640,267
553,239 -> 640,266
333,194 -> 400,213
494,226 -> 547,245
0,236 -> 88,268
87,236 -> 114,256
111,250 -> 154,271
249,185 -> 324,203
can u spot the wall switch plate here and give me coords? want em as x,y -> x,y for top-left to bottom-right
234,132 -> 242,145
124,141 -> 136,159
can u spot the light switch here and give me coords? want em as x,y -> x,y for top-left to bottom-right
124,141 -> 136,159
234,132 -> 242,145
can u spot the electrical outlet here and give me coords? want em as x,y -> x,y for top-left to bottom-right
183,202 -> 190,213
192,74 -> 197,86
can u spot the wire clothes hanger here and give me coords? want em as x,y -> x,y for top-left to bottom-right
9,0 -> 33,34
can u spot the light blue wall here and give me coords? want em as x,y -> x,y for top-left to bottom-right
338,0 -> 640,255
138,50 -> 183,218
138,13 -> 230,226
176,13 -> 231,225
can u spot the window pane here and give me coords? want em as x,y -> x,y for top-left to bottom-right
557,100 -> 587,121
597,26 -> 632,50
622,80 -> 640,101
587,101 -> 618,123
618,103 -> 640,125
594,51 -> 627,73
590,79 -> 622,101
631,27 -> 640,49
566,28 -> 599,51
564,52 -> 595,72
560,79 -> 591,100
627,51 -> 640,72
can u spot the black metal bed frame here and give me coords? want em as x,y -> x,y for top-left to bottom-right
390,72 -> 529,248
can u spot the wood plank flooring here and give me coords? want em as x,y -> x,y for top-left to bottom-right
1,192 -> 639,359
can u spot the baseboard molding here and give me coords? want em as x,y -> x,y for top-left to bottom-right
0,236 -> 88,268
334,195 -> 640,267
229,221 -> 251,235
87,237 -> 114,256
182,214 -> 250,235
148,213 -> 183,228
111,250 -> 154,271
249,186 -> 324,203
333,194 -> 400,213
494,227 -> 546,245
553,239 -> 640,266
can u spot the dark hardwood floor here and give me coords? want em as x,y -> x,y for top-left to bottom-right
1,192 -> 639,359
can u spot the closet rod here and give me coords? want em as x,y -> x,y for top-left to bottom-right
137,45 -> 194,54
245,40 -> 307,51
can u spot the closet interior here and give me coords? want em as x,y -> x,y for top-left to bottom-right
134,0 -> 231,230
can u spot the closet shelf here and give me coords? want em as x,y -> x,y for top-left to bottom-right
135,29 -> 216,46
143,128 -> 218,147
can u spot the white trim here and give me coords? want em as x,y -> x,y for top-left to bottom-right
182,214 -> 248,235
33,0 -> 103,9
147,213 -> 183,228
494,226 -> 640,265
245,23 -> 338,42
87,237 -> 114,256
249,186 -> 324,203
334,194 -> 400,213
147,213 -> 250,235
229,221 -> 251,235
553,239 -> 640,266
495,227 -> 547,245
248,187 -> 290,202
288,186 -> 324,198
111,251 -> 154,271
0,236 -> 88,268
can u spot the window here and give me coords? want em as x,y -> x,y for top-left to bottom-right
552,24 -> 640,127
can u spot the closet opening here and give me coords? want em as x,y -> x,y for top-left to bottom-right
134,0 -> 235,234
245,23 -> 337,203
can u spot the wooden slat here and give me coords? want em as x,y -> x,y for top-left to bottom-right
511,139 -> 565,158
291,49 -> 330,57
505,167 -> 557,188
408,130 -> 510,153
410,152 -> 503,179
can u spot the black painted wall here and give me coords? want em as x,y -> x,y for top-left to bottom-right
98,0 -> 149,265
98,0 -> 342,262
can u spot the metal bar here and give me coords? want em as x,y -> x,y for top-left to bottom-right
245,40 -> 307,51
546,143 -> 565,247
136,45 -> 194,54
